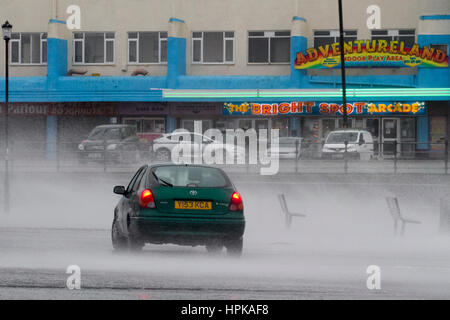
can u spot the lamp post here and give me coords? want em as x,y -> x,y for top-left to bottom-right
2,21 -> 12,213
338,0 -> 348,128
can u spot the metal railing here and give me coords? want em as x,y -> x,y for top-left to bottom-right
0,139 -> 448,175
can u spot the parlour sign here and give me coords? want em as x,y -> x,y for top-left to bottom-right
0,103 -> 117,116
223,101 -> 426,116
294,40 -> 449,69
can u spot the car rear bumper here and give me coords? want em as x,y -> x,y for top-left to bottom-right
129,216 -> 245,245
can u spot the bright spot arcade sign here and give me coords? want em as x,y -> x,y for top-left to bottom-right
223,101 -> 426,116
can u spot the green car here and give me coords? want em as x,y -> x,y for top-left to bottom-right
112,164 -> 245,256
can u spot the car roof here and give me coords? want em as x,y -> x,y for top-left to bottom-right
149,163 -> 224,170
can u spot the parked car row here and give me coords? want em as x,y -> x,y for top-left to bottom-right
78,124 -> 142,164
78,124 -> 375,164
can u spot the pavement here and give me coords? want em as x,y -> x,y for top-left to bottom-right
0,170 -> 449,299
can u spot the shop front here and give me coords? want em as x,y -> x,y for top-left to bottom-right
309,116 -> 417,156
169,102 -> 223,133
428,101 -> 450,157
221,101 -> 426,158
0,102 -> 118,159
118,102 -> 169,143
0,103 -> 47,158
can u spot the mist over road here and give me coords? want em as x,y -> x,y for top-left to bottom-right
0,172 -> 449,299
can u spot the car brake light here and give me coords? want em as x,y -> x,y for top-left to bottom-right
229,191 -> 243,211
139,189 -> 156,208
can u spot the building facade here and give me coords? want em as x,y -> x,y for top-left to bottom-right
0,0 -> 449,158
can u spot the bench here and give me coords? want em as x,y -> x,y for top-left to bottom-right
386,197 -> 421,236
278,194 -> 307,228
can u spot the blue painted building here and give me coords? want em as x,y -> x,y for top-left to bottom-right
0,8 -> 449,159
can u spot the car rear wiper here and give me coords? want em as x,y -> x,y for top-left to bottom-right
152,171 -> 173,187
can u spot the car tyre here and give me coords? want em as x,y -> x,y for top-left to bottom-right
225,238 -> 243,257
111,219 -> 128,251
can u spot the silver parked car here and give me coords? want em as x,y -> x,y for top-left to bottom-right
152,132 -> 246,163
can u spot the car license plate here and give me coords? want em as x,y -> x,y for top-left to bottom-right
332,154 -> 344,159
175,200 -> 212,210
88,153 -> 102,159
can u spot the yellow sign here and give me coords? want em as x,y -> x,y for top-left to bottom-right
294,40 -> 449,69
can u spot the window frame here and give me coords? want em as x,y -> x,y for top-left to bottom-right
191,31 -> 235,65
429,44 -> 448,55
248,30 -> 291,65
370,29 -> 416,46
72,32 -> 115,65
10,32 -> 48,65
313,29 -> 358,48
127,31 -> 168,65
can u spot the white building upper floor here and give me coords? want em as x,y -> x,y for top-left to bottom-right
0,0 -> 449,77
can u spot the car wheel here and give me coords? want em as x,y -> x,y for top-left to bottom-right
225,238 -> 243,257
155,148 -> 171,162
111,219 -> 128,251
206,243 -> 223,254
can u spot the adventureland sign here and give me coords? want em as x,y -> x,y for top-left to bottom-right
294,39 -> 449,69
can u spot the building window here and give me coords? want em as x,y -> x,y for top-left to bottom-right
313,30 -> 357,48
192,31 -> 234,64
123,118 -> 166,134
430,44 -> 448,55
128,32 -> 167,64
371,29 -> 415,47
10,32 -> 47,65
73,32 -> 115,64
248,31 -> 290,64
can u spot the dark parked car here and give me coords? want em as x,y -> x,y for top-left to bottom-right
78,124 -> 142,163
112,164 -> 245,256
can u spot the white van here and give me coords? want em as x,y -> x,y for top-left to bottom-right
322,130 -> 374,160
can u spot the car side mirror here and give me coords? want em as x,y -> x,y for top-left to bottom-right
113,185 -> 126,195
359,139 -> 365,145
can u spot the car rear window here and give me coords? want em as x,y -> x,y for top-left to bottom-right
326,132 -> 358,143
103,128 -> 121,140
88,127 -> 105,140
152,166 -> 230,188
88,127 -> 122,140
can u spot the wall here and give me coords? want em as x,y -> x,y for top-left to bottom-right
1,0 -> 448,78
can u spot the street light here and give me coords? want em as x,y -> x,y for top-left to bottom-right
2,20 -> 12,213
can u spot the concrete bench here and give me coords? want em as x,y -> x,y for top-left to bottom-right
278,194 -> 307,228
386,197 -> 421,236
